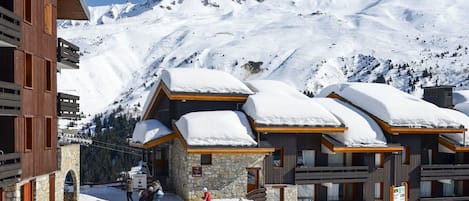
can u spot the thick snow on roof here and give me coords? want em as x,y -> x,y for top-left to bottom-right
318,82 -> 462,128
315,98 -> 387,147
175,111 -> 257,146
161,68 -> 253,94
442,108 -> 469,146
131,120 -> 172,144
242,80 -> 342,127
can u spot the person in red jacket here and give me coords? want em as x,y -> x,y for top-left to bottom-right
202,187 -> 211,201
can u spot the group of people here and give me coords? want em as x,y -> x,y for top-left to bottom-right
126,177 -> 212,201
126,178 -> 164,201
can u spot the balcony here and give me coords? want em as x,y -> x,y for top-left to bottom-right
295,166 -> 369,184
0,6 -> 21,47
421,164 -> 469,181
57,93 -> 80,120
0,81 -> 21,116
0,152 -> 21,188
57,38 -> 80,70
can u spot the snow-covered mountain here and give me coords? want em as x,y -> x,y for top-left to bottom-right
57,0 -> 469,123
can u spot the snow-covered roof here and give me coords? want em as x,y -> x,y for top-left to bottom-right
174,111 -> 257,146
318,82 -> 462,129
315,98 -> 387,147
131,120 -> 172,144
161,68 -> 254,94
441,108 -> 469,146
242,80 -> 342,127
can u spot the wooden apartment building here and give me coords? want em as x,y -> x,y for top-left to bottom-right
0,0 -> 86,200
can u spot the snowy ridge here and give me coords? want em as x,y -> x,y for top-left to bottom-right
58,0 -> 469,123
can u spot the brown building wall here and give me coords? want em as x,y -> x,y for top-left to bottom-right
10,0 -> 58,179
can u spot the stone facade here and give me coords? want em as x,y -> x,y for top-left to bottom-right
2,144 -> 80,201
265,184 -> 298,201
55,144 -> 81,201
170,140 -> 266,201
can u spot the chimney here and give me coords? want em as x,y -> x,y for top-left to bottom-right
422,85 -> 454,108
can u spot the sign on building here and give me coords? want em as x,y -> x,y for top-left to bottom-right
393,185 -> 406,201
132,173 -> 147,189
192,167 -> 202,177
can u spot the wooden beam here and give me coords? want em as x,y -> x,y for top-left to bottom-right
327,92 -> 466,134
439,137 -> 469,152
57,0 -> 89,20
172,123 -> 189,150
142,133 -> 176,149
321,136 -> 404,153
248,117 -> 347,134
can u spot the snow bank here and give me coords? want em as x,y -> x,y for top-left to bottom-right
161,68 -> 253,94
242,80 -> 342,127
175,111 -> 256,146
131,120 -> 172,144
441,108 -> 469,146
453,90 -> 469,105
455,102 -> 469,116
315,98 -> 387,147
318,82 -> 462,128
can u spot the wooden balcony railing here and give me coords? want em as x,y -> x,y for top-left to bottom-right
0,152 -> 21,188
0,6 -> 21,47
295,166 -> 369,184
421,164 -> 469,181
57,92 -> 80,120
0,80 -> 21,116
420,196 -> 469,201
57,38 -> 79,70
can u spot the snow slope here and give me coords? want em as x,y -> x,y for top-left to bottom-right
58,0 -> 469,122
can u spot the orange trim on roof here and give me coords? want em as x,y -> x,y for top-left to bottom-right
142,133 -> 176,149
439,136 -> 469,152
321,136 -> 404,153
248,117 -> 347,134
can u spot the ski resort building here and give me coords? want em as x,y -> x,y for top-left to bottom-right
0,0 -> 87,200
132,68 -> 469,201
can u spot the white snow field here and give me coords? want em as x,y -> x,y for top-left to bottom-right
58,0 -> 469,122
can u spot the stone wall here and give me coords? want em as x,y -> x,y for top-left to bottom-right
170,140 -> 266,201
3,174 -> 50,201
265,184 -> 298,201
55,144 -> 81,201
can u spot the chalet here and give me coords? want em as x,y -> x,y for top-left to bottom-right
131,68 -> 273,201
0,0 -> 87,200
318,82 -> 469,201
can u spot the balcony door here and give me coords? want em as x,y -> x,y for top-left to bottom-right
303,150 -> 315,167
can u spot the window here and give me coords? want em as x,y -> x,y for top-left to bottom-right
273,148 -> 284,167
327,184 -> 342,200
375,153 -> 384,168
374,182 -> 383,200
24,0 -> 32,24
427,149 -> 433,165
273,186 -> 285,201
44,3 -> 52,34
201,154 -> 212,165
25,53 -> 33,88
45,60 -> 52,91
297,185 -> 314,201
402,147 -> 410,164
25,117 -> 33,151
45,117 -> 52,148
328,152 -> 344,166
442,180 -> 455,197
420,181 -> 432,197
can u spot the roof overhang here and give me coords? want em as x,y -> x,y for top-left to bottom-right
248,117 -> 347,134
438,136 -> 469,152
143,82 -> 249,120
57,0 -> 90,20
321,135 -> 404,153
129,133 -> 176,149
172,123 -> 274,154
327,92 -> 466,135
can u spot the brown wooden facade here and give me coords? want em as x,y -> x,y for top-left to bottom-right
0,0 -> 86,197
